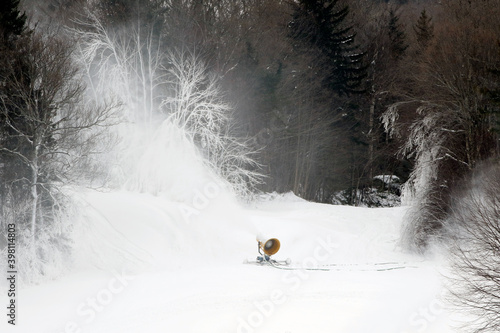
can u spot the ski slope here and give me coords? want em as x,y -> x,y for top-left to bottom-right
1,190 -> 455,333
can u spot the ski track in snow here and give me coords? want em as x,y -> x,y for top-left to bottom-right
0,191 -> 457,333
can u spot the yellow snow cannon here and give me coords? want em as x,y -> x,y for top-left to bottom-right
258,238 -> 281,256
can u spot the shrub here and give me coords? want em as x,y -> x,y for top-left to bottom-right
445,162 -> 500,333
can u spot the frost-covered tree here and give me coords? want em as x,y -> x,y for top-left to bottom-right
0,30 -> 117,282
160,51 -> 262,197
446,162 -> 500,333
74,9 -> 166,125
73,7 -> 261,198
382,0 -> 500,251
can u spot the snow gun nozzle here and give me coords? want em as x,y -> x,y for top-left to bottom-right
258,238 -> 280,256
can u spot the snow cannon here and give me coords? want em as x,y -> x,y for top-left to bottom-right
246,237 -> 290,266
258,238 -> 281,256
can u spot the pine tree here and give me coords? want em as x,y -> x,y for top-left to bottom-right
414,9 -> 434,49
0,0 -> 28,203
388,9 -> 408,60
289,0 -> 366,94
0,0 -> 27,41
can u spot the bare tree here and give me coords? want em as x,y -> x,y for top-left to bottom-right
72,7 -> 172,188
160,50 -> 262,196
0,30 -> 117,281
73,6 -> 262,197
382,0 -> 500,251
446,162 -> 500,333
74,9 -> 166,125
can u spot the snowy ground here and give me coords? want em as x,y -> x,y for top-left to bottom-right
1,190 -> 457,333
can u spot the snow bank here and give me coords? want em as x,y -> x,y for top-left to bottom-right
70,188 -> 416,273
0,192 -> 455,333
71,187 -> 248,272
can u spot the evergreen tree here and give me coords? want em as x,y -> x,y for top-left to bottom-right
289,0 -> 366,94
414,9 -> 434,49
388,9 -> 408,60
0,0 -> 26,41
0,0 -> 28,204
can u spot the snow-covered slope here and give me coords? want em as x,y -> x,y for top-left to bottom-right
0,191 -> 454,333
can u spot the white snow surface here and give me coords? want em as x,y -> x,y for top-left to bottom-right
1,191 -> 457,333
374,174 -> 401,184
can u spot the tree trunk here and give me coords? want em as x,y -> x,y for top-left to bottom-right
368,92 -> 376,181
30,140 -> 40,247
